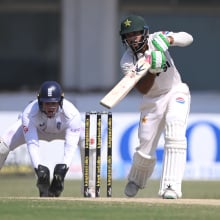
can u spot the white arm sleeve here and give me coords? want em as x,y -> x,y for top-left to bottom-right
169,32 -> 193,47
63,114 -> 81,167
27,141 -> 40,168
22,110 -> 40,168
23,122 -> 41,168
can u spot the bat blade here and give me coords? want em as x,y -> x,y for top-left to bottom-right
100,62 -> 150,109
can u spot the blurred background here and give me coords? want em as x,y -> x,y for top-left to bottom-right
0,0 -> 219,112
0,0 -> 220,181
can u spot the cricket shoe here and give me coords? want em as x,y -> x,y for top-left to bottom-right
124,181 -> 139,197
162,185 -> 178,199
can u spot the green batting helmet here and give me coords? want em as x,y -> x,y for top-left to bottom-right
120,15 -> 149,53
120,15 -> 148,36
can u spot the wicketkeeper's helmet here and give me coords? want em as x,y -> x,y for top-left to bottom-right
37,81 -> 64,111
120,15 -> 149,53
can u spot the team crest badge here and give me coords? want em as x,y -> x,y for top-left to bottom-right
123,19 -> 132,27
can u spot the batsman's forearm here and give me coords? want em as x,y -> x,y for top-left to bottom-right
135,72 -> 156,94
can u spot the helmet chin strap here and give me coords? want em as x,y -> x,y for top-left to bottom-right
125,35 -> 148,54
123,28 -> 149,54
131,41 -> 146,53
125,39 -> 148,55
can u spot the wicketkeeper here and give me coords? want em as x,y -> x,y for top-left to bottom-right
0,81 -> 96,197
120,15 -> 193,199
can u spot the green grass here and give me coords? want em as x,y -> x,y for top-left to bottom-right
1,175 -> 220,220
1,199 -> 220,220
1,175 -> 220,199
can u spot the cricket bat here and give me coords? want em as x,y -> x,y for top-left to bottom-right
100,57 -> 151,109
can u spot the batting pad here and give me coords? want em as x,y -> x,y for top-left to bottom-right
159,121 -> 187,198
128,151 -> 156,189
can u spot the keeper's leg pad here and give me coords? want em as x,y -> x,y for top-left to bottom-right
35,164 -> 50,197
159,121 -> 187,198
80,138 -> 96,197
128,151 -> 156,189
49,164 -> 68,197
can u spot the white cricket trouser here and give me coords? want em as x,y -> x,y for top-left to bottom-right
134,83 -> 190,195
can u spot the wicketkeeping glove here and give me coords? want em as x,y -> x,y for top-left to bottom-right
152,33 -> 170,52
49,164 -> 68,197
146,51 -> 166,74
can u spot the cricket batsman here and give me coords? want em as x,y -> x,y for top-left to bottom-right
119,15 -> 193,199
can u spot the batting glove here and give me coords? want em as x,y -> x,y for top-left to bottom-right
145,51 -> 166,74
152,33 -> 170,52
